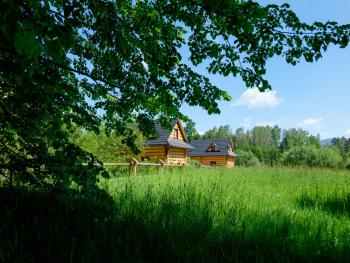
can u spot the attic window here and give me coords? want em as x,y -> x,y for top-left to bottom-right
174,128 -> 179,140
207,143 -> 220,152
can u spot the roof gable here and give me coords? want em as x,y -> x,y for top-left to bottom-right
189,139 -> 236,157
167,119 -> 189,143
206,143 -> 221,152
145,119 -> 192,149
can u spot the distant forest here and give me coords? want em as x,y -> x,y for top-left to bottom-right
184,120 -> 350,169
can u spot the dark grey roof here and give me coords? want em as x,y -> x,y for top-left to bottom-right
189,139 -> 237,157
146,120 -> 193,149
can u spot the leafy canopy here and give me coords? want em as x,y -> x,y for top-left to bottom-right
1,0 -> 350,189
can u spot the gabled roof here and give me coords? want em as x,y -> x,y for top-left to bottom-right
189,139 -> 237,157
146,119 -> 193,149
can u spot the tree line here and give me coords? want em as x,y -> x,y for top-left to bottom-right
185,122 -> 350,169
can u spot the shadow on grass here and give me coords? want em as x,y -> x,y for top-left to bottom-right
297,192 -> 350,217
1,187 -> 350,262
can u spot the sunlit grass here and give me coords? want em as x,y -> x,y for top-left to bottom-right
2,167 -> 350,262
101,167 -> 350,261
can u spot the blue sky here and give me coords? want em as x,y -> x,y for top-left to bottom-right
181,0 -> 350,139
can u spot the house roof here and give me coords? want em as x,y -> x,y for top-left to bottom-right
189,139 -> 237,157
146,119 -> 193,149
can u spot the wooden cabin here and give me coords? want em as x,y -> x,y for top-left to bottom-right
189,139 -> 236,167
142,119 -> 193,164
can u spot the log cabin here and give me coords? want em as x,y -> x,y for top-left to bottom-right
141,119 -> 193,164
188,139 -> 236,167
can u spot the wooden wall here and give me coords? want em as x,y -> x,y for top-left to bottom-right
191,155 -> 235,167
142,146 -> 188,164
168,147 -> 187,164
143,146 -> 166,161
169,122 -> 185,141
227,156 -> 236,168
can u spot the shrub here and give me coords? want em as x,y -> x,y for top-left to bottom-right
282,146 -> 343,169
188,158 -> 201,166
236,150 -> 261,167
345,156 -> 350,170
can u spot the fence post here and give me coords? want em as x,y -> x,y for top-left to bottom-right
159,160 -> 165,174
129,157 -> 138,176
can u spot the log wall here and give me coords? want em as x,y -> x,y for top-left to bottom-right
191,155 -> 235,167
143,146 -> 166,161
142,146 -> 188,164
168,147 -> 187,164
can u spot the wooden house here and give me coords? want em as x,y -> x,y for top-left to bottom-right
142,119 -> 193,164
188,139 -> 236,167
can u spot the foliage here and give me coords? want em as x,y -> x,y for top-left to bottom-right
282,145 -> 343,169
199,124 -> 344,168
71,127 -> 144,163
188,158 -> 201,166
1,0 -> 350,188
235,149 -> 260,167
346,157 -> 350,170
183,119 -> 200,142
280,128 -> 321,151
331,137 -> 350,157
202,125 -> 232,141
3,167 -> 350,262
232,127 -> 250,151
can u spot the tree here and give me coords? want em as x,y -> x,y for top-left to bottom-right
71,127 -> 145,163
271,125 -> 281,149
331,137 -> 350,157
201,125 -> 233,140
1,0 -> 350,189
280,129 -> 310,151
217,125 -> 233,141
309,134 -> 321,148
184,119 -> 200,142
202,127 -> 218,139
250,126 -> 274,149
232,128 -> 250,151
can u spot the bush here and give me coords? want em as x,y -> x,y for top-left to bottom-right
236,150 -> 261,167
282,146 -> 343,169
188,158 -> 201,166
345,156 -> 350,170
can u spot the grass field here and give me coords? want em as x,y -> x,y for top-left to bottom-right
2,167 -> 350,262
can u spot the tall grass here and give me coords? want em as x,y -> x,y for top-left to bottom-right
1,167 -> 350,262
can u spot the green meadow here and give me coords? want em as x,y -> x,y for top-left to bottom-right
2,167 -> 350,262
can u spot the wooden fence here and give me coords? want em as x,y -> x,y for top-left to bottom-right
93,158 -> 215,176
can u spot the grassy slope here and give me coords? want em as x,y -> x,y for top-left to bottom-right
2,167 -> 350,262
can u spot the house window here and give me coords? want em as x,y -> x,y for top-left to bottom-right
174,128 -> 179,140
210,161 -> 217,167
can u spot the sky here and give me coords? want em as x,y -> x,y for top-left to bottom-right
180,0 -> 350,139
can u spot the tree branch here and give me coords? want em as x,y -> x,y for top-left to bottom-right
46,59 -> 122,99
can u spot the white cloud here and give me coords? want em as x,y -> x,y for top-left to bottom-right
297,118 -> 323,128
231,88 -> 283,109
345,129 -> 350,138
198,131 -> 204,136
